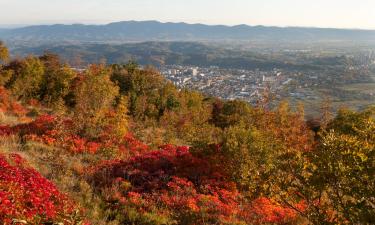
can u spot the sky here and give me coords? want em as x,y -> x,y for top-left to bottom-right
0,0 -> 374,29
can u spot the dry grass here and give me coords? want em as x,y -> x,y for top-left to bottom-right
0,111 -> 20,125
19,140 -> 111,224
0,135 -> 21,153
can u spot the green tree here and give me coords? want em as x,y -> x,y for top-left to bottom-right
211,99 -> 253,128
73,65 -> 119,138
221,124 -> 281,195
39,53 -> 76,106
311,108 -> 375,223
5,56 -> 45,100
113,66 -> 166,120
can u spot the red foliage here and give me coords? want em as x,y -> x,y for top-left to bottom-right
0,153 -> 79,224
27,98 -> 40,107
86,141 -> 101,154
158,176 -> 241,221
88,144 -> 304,224
15,114 -> 56,136
119,133 -> 150,155
9,114 -> 149,156
94,132 -> 150,157
61,135 -> 100,154
10,102 -> 27,117
243,197 -> 304,224
89,145 -> 229,191
117,176 -> 242,223
9,115 -> 102,154
90,145 -> 293,223
0,125 -> 13,136
0,87 -> 27,116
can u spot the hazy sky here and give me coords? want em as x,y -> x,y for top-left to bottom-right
0,0 -> 374,29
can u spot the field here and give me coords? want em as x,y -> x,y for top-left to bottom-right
287,82 -> 375,118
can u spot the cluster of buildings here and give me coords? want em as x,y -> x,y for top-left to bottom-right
160,49 -> 375,105
160,65 -> 317,104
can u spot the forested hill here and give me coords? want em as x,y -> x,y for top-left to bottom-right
10,42 -> 348,70
1,20 -> 375,44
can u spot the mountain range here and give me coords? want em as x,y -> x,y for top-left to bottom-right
1,20 -> 375,44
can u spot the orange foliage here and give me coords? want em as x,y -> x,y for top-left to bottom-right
245,197 -> 305,224
0,86 -> 27,116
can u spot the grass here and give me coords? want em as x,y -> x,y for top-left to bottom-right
0,111 -> 21,125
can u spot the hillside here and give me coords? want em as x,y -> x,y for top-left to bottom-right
1,20 -> 375,45
10,42 -> 348,70
0,42 -> 374,224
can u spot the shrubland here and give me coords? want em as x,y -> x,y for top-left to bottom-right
0,42 -> 374,224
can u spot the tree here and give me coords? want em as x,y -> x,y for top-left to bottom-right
73,65 -> 119,138
0,41 -> 9,63
39,53 -> 76,106
266,107 -> 375,224
310,108 -> 375,223
205,101 -> 325,224
0,41 -> 11,86
221,123 -> 280,195
111,65 -> 166,120
111,96 -> 129,138
211,100 -> 253,128
4,56 -> 45,101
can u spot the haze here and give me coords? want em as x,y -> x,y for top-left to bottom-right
0,0 -> 374,29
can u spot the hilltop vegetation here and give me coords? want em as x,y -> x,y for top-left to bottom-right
0,41 -> 374,224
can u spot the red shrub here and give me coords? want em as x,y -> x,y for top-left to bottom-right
0,153 -> 81,224
27,99 -> 40,107
15,114 -> 57,136
12,115 -> 103,154
88,145 -> 249,224
120,133 -> 150,155
10,102 -> 27,117
89,145 -> 229,191
88,144 -> 304,224
0,87 -> 27,116
86,141 -> 101,154
244,197 -> 302,224
0,125 -> 13,136
0,87 -> 11,112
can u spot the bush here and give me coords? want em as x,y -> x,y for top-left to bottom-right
0,153 -> 84,224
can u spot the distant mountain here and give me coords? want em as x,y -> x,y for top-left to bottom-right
1,20 -> 375,45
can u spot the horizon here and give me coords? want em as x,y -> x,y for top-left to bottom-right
0,0 -> 374,30
1,20 -> 375,31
